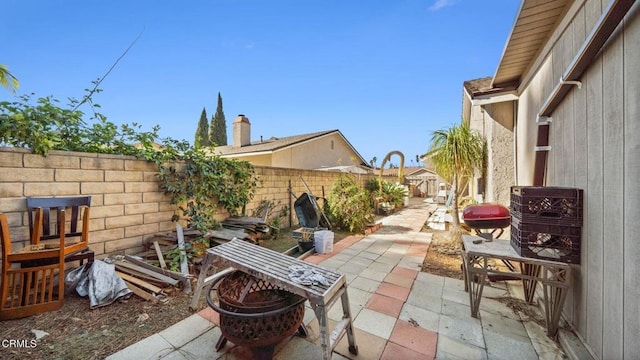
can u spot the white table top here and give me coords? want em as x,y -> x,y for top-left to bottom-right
462,235 -> 570,268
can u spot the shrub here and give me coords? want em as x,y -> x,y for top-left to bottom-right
365,178 -> 408,210
327,174 -> 374,233
381,181 -> 408,208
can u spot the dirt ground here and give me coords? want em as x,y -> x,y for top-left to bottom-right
420,228 -> 547,328
0,225 -> 465,360
420,229 -> 465,280
0,288 -> 199,360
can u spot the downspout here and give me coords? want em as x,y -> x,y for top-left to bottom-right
513,101 -> 518,185
532,0 -> 636,185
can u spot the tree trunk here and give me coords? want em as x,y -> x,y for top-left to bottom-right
451,174 -> 461,227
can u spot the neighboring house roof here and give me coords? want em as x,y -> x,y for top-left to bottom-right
213,129 -> 370,166
316,165 -> 371,174
405,167 -> 438,177
378,166 -> 428,177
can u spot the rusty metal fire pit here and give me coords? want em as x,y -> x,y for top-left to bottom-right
206,269 -> 307,359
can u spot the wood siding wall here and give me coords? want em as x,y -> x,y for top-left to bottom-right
515,1 -> 639,358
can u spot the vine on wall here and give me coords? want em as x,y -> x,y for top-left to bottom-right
0,88 -> 258,233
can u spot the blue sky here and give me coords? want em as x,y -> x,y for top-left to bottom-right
2,0 -> 519,167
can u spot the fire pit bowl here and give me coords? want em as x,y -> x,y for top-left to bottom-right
463,204 -> 510,239
206,269 -> 306,359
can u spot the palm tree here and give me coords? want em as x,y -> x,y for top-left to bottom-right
370,156 -> 377,168
424,123 -> 486,227
0,64 -> 19,93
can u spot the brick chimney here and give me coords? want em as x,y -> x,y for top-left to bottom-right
233,114 -> 251,147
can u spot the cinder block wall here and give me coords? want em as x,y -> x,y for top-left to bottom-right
250,166 -> 374,229
0,147 -> 372,257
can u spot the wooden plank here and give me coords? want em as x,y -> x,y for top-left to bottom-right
124,280 -> 158,303
115,265 -> 174,287
601,24 -> 624,359
223,216 -> 267,225
134,245 -> 175,260
176,224 -> 191,294
206,228 -> 247,241
145,235 -> 176,249
124,255 -> 189,282
116,271 -> 164,294
623,8 -> 640,358
153,241 -> 167,270
115,261 -> 179,286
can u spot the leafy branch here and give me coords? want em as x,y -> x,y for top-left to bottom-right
0,85 -> 258,236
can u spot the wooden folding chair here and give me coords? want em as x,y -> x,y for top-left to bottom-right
0,210 -> 65,320
26,196 -> 94,265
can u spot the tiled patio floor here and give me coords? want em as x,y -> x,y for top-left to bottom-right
107,200 -> 566,360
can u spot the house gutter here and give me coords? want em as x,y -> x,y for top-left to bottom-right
532,0 -> 636,185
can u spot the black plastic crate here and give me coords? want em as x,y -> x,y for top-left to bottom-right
510,186 -> 583,227
510,218 -> 581,264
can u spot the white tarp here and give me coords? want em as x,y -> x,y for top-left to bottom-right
65,260 -> 132,309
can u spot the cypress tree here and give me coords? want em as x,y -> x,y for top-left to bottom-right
210,92 -> 228,145
194,107 -> 210,148
209,113 -> 218,146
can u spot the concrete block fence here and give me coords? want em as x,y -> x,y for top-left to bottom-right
0,147 -> 373,258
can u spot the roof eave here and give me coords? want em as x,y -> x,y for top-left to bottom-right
490,0 -> 527,88
491,0 -> 574,88
219,150 -> 273,158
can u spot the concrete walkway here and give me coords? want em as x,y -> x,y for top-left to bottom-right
107,200 -> 566,360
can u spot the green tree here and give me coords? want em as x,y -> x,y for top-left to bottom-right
209,92 -> 227,145
424,123 -> 486,227
194,107 -> 210,148
0,64 -> 19,93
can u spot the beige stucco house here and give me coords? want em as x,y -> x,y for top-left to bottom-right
213,115 -> 370,170
462,77 -> 517,206
470,1 -> 639,359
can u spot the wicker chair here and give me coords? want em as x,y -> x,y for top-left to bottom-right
0,209 -> 65,320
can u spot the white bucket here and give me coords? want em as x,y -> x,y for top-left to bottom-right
314,230 -> 334,254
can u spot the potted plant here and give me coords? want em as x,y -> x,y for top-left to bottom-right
297,229 -> 315,253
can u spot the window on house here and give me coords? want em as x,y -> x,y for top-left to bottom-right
331,140 -> 334,150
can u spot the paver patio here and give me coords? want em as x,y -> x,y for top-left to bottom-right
107,199 -> 566,360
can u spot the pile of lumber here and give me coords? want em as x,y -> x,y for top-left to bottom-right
222,216 -> 269,234
205,227 -> 254,245
115,255 -> 190,303
213,216 -> 269,244
203,216 -> 270,246
136,229 -> 200,263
